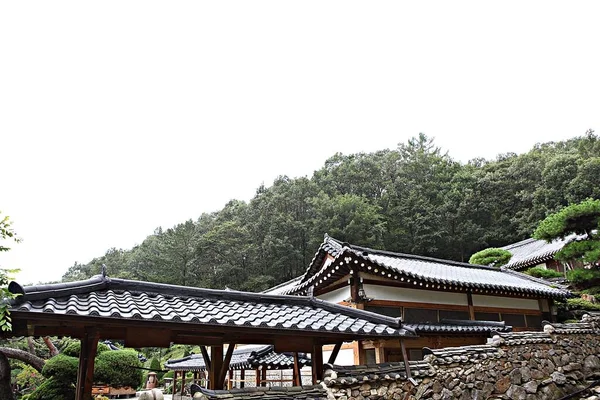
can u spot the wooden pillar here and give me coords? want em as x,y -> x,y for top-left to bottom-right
219,344 -> 235,390
261,368 -> 267,387
311,343 -> 323,384
467,291 -> 475,320
374,344 -> 386,364
181,370 -> 186,397
228,370 -> 234,389
328,342 -> 342,365
400,339 -> 412,382
240,369 -> 245,388
292,352 -> 301,386
548,298 -> 557,323
173,371 -> 178,395
75,328 -> 100,400
255,368 -> 260,386
209,345 -> 223,390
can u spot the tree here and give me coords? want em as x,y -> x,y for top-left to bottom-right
533,198 -> 600,266
468,248 -> 513,267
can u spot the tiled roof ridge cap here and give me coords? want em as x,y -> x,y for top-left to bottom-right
260,276 -> 302,294
502,237 -> 539,250
9,274 -> 110,303
248,344 -> 274,362
500,268 -> 571,292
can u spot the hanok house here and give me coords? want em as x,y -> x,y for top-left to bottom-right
265,235 -> 571,364
165,345 -> 312,391
502,234 -> 586,272
3,271 -> 416,400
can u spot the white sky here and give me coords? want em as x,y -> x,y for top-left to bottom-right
1,1 -> 599,285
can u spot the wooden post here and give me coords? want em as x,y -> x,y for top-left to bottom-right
261,368 -> 267,387
181,370 -> 186,397
240,369 -> 245,388
375,344 -> 386,364
467,291 -> 475,320
400,339 -> 413,382
350,268 -> 361,303
173,371 -> 178,395
311,342 -> 323,384
293,352 -> 301,386
200,345 -> 212,373
209,345 -> 223,390
218,344 -> 235,390
228,370 -> 234,389
549,298 -> 557,323
193,370 -> 198,385
75,328 -> 100,400
255,368 -> 260,387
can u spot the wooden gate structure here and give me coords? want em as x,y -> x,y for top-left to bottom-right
3,272 -> 416,400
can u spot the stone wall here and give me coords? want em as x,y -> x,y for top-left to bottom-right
324,315 -> 600,400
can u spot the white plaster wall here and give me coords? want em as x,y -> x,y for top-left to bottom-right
322,348 -> 354,366
318,286 -> 350,304
472,294 -> 539,310
363,284 -> 468,306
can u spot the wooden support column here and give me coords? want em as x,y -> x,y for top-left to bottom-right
193,371 -> 198,385
218,344 -> 235,390
173,371 -> 178,395
350,267 -> 361,303
328,342 -> 342,365
548,298 -> 557,323
75,328 -> 100,400
209,345 -> 223,390
467,291 -> 475,320
311,342 -> 323,384
374,344 -> 386,364
228,370 -> 234,390
400,339 -> 413,382
240,369 -> 245,388
200,346 -> 212,373
261,368 -> 267,387
293,352 -> 301,386
181,371 -> 186,397
255,368 -> 260,386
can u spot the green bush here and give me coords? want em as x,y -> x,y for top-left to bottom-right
28,377 -> 75,400
42,354 -> 79,383
567,268 -> 600,288
469,248 -> 512,267
16,365 -> 45,393
566,297 -> 600,311
525,267 -> 564,279
94,350 -> 142,388
63,341 -> 110,358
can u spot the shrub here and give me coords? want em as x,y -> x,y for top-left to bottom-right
28,377 -> 75,400
63,341 -> 110,357
525,267 -> 564,279
95,350 -> 142,388
42,354 -> 79,383
469,248 -> 512,267
16,365 -> 45,393
566,298 -> 600,311
567,268 -> 600,289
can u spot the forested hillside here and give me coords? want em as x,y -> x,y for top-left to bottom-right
62,131 -> 600,291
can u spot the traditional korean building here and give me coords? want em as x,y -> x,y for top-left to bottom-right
502,234 -> 584,272
265,235 -> 571,364
165,345 -> 312,390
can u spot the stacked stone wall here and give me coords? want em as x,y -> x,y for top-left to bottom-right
324,316 -> 600,400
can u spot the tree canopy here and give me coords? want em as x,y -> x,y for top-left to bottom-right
468,248 -> 512,267
60,131 -> 600,291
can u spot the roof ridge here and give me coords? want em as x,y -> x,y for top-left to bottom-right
501,237 -> 539,250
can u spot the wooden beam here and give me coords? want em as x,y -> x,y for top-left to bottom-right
75,328 -> 100,400
328,342 -> 342,365
293,352 -> 301,386
467,291 -> 475,320
218,344 -> 235,390
200,346 -> 211,374
311,342 -> 323,384
400,339 -> 412,382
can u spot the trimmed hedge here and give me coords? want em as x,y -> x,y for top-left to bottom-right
525,267 -> 563,279
95,350 -> 142,388
27,377 -> 75,400
42,354 -> 79,383
63,341 -> 110,358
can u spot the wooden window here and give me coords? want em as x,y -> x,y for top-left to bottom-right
404,308 -> 438,323
365,305 -> 402,318
409,349 -> 423,361
439,310 -> 470,321
475,312 -> 500,321
526,314 -> 543,329
365,349 -> 376,364
502,313 -> 526,327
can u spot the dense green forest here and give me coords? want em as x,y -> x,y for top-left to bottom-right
62,131 -> 600,292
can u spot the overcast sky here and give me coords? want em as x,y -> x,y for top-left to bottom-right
1,1 -> 599,285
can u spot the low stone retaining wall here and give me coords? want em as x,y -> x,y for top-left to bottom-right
324,315 -> 600,400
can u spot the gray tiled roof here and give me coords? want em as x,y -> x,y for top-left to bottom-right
262,277 -> 303,295
8,275 -> 415,338
165,345 -> 311,371
281,236 -> 570,298
322,361 -> 435,386
502,234 -> 581,270
405,319 -> 512,334
191,385 -> 327,400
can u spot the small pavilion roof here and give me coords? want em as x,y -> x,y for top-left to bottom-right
5,273 -> 415,349
271,235 -> 570,299
501,234 -> 582,270
165,345 -> 311,371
